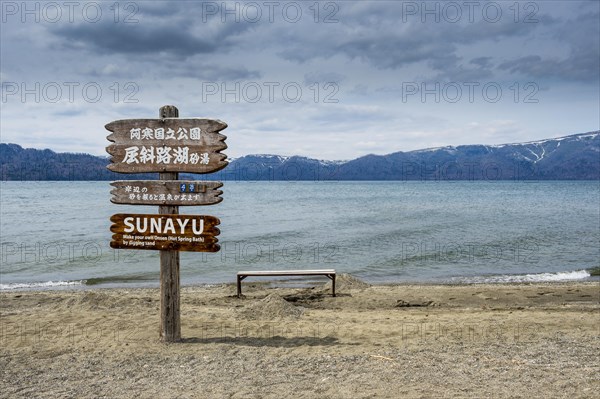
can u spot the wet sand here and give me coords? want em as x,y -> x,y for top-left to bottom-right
1,277 -> 598,398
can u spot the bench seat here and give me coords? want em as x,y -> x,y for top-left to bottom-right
236,269 -> 336,297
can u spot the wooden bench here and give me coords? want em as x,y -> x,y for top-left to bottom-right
237,269 -> 336,297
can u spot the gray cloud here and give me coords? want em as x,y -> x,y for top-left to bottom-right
498,9 -> 599,82
40,1 -> 588,85
498,53 -> 599,82
51,23 -> 217,56
47,5 -> 254,57
163,59 -> 261,81
303,72 -> 345,86
272,5 -> 541,84
52,109 -> 85,117
470,57 -> 494,69
427,55 -> 495,82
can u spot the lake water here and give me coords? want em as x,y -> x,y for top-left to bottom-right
1,181 -> 599,290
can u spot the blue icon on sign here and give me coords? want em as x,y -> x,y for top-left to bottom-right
189,184 -> 196,193
180,184 -> 186,193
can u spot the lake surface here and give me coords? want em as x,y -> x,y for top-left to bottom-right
1,181 -> 599,289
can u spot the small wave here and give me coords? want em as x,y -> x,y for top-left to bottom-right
455,269 -> 591,284
0,280 -> 85,290
84,274 -> 158,286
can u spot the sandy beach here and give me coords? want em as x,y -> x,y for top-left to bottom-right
1,276 -> 598,398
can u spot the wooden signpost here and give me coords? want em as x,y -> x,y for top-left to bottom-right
106,105 -> 227,343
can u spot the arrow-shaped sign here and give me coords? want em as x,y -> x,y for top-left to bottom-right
109,213 -> 221,252
110,180 -> 223,206
105,118 -> 227,174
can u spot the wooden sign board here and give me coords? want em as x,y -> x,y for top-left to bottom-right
110,180 -> 223,206
110,213 -> 220,252
105,118 -> 227,174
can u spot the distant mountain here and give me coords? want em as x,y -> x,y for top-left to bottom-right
0,143 -> 152,181
1,131 -> 598,181
216,131 -> 600,181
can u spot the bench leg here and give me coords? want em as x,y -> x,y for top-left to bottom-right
237,276 -> 242,297
325,274 -> 336,297
332,274 -> 336,297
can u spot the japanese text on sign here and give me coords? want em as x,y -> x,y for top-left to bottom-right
129,127 -> 202,141
121,146 -> 209,165
124,184 -> 208,202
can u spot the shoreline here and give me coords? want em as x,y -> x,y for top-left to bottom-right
1,278 -> 598,398
1,270 -> 598,292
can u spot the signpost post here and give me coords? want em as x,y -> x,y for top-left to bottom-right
106,105 -> 227,342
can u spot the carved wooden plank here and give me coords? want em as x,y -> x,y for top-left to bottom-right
105,118 -> 227,174
109,213 -> 220,252
110,180 -> 223,206
105,118 -> 227,145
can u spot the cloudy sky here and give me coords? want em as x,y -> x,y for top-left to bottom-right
1,0 -> 598,160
